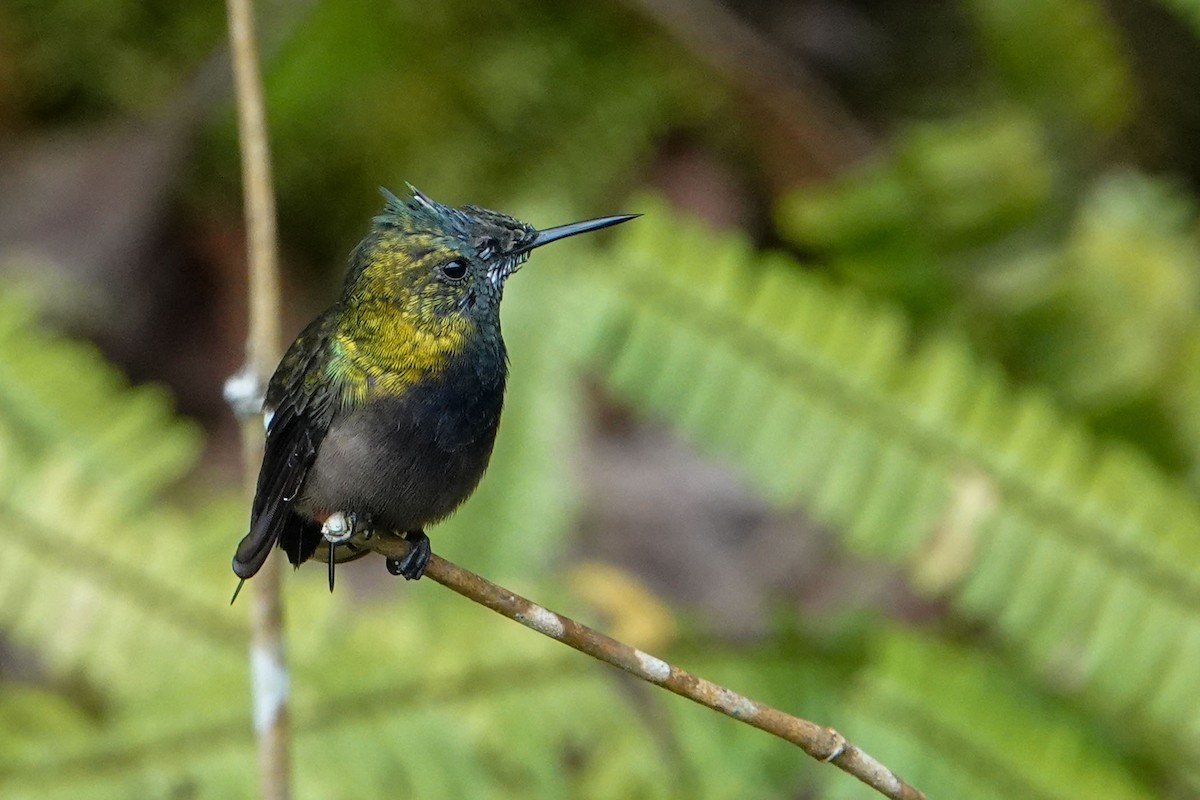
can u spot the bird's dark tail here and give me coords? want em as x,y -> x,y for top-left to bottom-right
233,407 -> 321,580
281,515 -> 323,568
232,513 -> 280,580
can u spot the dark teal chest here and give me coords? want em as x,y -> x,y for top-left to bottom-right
299,341 -> 508,530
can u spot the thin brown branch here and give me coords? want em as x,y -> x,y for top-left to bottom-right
223,0 -> 288,798
368,532 -> 926,800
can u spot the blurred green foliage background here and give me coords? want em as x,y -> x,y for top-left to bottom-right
2,0 -> 1200,797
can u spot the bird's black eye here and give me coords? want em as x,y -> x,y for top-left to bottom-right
441,259 -> 468,281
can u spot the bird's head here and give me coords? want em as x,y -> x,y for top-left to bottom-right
345,184 -> 636,327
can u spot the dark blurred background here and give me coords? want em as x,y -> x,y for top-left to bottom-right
2,1 -> 1200,798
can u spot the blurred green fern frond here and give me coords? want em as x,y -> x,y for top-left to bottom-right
776,110 -> 1200,477
574,199 -> 1200,780
827,632 -> 1156,799
0,288 -> 843,799
0,295 -> 244,700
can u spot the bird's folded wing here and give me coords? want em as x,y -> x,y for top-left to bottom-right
232,319 -> 338,579
231,403 -> 320,578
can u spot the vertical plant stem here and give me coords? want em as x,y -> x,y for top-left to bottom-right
225,0 -> 288,797
226,0 -> 281,368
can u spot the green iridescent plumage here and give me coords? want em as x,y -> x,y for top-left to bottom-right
232,185 -> 636,590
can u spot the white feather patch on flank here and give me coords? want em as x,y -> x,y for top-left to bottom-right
263,407 -> 275,431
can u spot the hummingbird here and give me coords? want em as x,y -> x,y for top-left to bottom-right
231,185 -> 636,593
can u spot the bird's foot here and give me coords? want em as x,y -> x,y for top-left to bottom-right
386,530 -> 431,581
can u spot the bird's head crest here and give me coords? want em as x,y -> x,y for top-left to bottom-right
348,184 -> 637,326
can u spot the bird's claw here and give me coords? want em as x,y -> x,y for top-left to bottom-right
386,530 -> 431,580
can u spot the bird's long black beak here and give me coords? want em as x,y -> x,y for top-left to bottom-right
528,214 -> 639,250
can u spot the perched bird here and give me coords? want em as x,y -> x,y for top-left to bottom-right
231,185 -> 636,593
